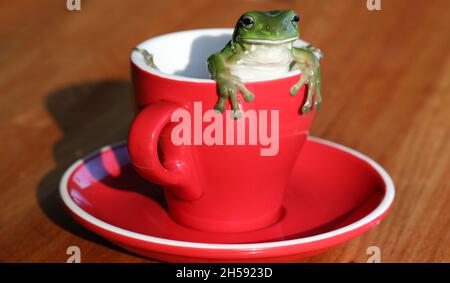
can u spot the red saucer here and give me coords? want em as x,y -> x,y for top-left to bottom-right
60,137 -> 395,262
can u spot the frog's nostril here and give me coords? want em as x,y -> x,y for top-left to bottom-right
265,24 -> 271,31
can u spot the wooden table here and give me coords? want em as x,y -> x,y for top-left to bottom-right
1,0 -> 449,263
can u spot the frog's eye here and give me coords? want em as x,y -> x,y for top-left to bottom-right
292,13 -> 300,25
240,15 -> 255,30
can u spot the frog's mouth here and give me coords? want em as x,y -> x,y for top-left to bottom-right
240,37 -> 297,45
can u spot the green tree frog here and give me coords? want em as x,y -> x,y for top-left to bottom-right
207,10 -> 322,117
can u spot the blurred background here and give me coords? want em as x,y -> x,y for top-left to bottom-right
0,0 -> 449,262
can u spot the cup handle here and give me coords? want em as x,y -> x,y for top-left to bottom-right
127,101 -> 202,200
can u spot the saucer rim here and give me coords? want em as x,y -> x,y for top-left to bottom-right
59,137 -> 395,250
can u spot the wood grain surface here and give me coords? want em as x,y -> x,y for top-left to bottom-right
0,0 -> 449,262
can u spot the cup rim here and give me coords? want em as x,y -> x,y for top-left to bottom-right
130,28 -> 316,84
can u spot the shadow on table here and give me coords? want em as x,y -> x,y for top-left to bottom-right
36,80 -> 150,259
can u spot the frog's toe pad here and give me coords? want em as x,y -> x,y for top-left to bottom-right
302,105 -> 312,115
314,101 -> 321,110
231,110 -> 243,120
244,93 -> 255,102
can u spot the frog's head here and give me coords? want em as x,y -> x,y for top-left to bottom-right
232,10 -> 300,45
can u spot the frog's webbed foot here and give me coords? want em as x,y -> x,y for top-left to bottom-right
290,64 -> 322,115
298,77 -> 316,115
214,74 -> 254,119
290,46 -> 323,115
300,69 -> 321,114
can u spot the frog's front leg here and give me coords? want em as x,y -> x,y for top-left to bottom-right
290,47 -> 322,114
207,53 -> 254,119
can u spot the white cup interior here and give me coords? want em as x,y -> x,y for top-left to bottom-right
131,28 -> 312,83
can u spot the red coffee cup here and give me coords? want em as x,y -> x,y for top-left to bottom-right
128,29 -> 315,233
